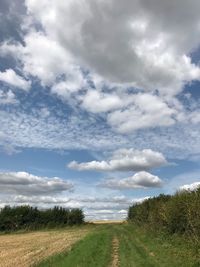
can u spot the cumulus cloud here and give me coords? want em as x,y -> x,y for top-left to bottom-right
179,181 -> 200,191
107,93 -> 176,133
1,0 -> 200,135
81,90 -> 124,113
0,69 -> 31,90
0,171 -> 73,195
25,0 -> 200,95
0,32 -> 74,87
68,148 -> 167,172
100,171 -> 163,189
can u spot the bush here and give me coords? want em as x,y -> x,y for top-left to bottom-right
0,205 -> 84,231
128,188 -> 200,243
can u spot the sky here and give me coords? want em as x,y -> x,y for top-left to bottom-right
0,0 -> 200,221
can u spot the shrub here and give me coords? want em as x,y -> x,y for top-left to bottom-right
0,205 -> 84,231
128,188 -> 200,243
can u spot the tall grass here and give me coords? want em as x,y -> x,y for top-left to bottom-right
117,224 -> 200,267
128,188 -> 200,244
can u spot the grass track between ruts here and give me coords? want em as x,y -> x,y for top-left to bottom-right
36,226 -> 113,267
36,223 -> 200,267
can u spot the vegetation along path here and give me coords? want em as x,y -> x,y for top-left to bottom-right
36,223 -> 200,267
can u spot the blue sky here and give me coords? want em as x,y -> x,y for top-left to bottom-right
0,0 -> 200,220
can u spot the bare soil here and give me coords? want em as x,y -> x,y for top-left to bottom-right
110,236 -> 119,267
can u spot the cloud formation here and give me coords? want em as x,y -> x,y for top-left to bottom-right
0,0 -> 26,42
107,93 -> 176,133
179,182 -> 200,191
0,104 -> 199,160
0,90 -> 17,105
81,90 -> 124,113
100,171 -> 162,190
26,0 -> 200,95
0,69 -> 31,91
0,171 -> 73,195
0,0 -> 200,136
68,149 -> 167,172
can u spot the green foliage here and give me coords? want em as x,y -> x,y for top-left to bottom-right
118,224 -> 200,267
36,228 -> 113,267
128,188 -> 200,243
0,205 -> 84,231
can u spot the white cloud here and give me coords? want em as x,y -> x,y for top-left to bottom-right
100,171 -> 162,190
107,93 -> 176,133
0,69 -> 30,90
68,148 -> 167,172
0,109 -> 126,151
25,0 -> 200,96
0,171 -> 73,195
0,90 -> 18,104
0,30 -> 87,102
51,67 -> 86,99
164,170 -> 200,195
188,110 -> 200,124
81,90 -> 124,113
179,181 -> 200,191
1,1 -> 200,136
0,106 -> 199,160
0,32 -> 74,87
21,31 -> 74,86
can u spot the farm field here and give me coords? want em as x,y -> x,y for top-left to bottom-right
0,223 -> 199,267
0,226 -> 91,267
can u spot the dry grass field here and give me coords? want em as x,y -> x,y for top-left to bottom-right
0,227 -> 91,267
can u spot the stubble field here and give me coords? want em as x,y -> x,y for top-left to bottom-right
0,227 -> 90,267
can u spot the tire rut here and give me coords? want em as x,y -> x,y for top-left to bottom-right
110,236 -> 119,267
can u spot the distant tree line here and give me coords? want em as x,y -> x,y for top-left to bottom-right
0,205 -> 84,231
128,187 -> 200,243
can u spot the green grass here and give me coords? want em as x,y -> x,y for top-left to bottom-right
36,226 -> 113,267
36,223 -> 200,267
116,224 -> 200,267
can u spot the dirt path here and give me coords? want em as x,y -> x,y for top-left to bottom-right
110,236 -> 119,267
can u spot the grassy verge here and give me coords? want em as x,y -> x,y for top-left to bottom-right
36,226 -> 113,267
116,224 -> 200,267
35,223 -> 200,267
